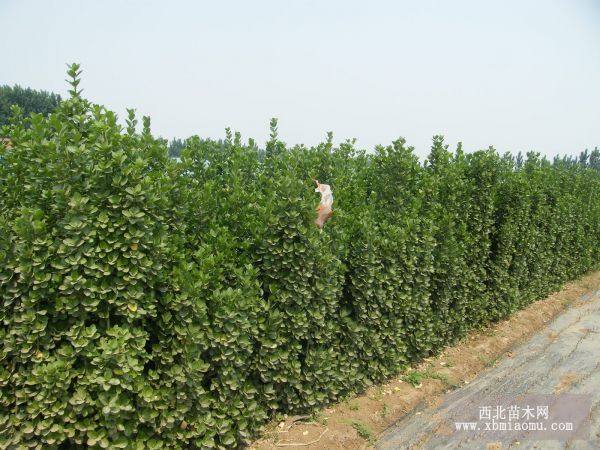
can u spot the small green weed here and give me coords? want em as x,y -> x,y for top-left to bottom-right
350,420 -> 375,444
381,403 -> 391,418
401,371 -> 423,387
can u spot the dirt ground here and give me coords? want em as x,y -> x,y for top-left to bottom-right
250,271 -> 600,450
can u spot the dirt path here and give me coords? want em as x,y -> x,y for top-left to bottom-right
251,272 -> 600,450
377,287 -> 600,449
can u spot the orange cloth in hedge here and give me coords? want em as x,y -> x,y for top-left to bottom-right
314,180 -> 333,228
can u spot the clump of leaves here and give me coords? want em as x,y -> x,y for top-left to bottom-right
310,410 -> 328,426
402,371 -> 424,387
381,403 -> 391,418
424,370 -> 459,388
350,420 -> 376,444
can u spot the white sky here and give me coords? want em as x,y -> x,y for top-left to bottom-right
1,0 -> 599,158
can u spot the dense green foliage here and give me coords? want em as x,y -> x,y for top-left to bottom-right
0,84 -> 61,128
1,65 -> 599,449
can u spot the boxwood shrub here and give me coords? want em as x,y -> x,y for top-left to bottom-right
1,65 -> 599,448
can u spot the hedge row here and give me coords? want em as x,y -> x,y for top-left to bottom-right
1,66 -> 599,449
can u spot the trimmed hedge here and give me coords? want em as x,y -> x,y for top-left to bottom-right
1,65 -> 599,449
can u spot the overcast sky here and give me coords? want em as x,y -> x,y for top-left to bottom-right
1,0 -> 599,158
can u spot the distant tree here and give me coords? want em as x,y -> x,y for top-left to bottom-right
515,151 -> 524,170
551,148 -> 599,172
579,149 -> 590,167
0,85 -> 61,127
168,138 -> 184,158
589,147 -> 600,172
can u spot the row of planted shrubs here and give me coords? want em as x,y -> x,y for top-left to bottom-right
1,66 -> 599,449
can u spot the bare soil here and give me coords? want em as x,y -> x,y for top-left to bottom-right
249,271 -> 600,450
